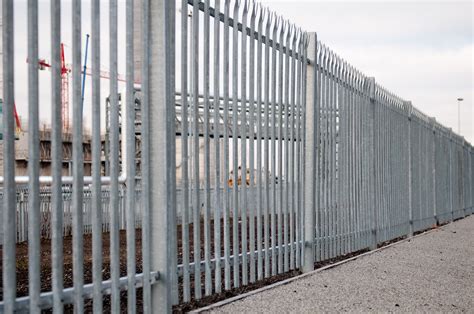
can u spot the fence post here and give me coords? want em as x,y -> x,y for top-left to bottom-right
368,77 -> 377,250
469,145 -> 473,215
405,101 -> 414,237
462,138 -> 466,218
303,32 -> 318,273
469,145 -> 474,215
2,0 -> 18,311
448,129 -> 454,221
149,0 -> 176,312
430,118 -> 437,225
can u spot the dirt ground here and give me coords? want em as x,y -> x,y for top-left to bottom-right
0,217 -> 305,312
1,216 -> 390,312
0,230 -> 144,312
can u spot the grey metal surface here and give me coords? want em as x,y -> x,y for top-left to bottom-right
125,0 -> 137,311
203,0 -> 212,296
71,0 -> 84,311
180,0 -> 191,303
91,0 -> 102,312
192,0 -> 202,299
231,0 -> 239,288
149,0 -> 176,311
241,0 -> 248,285
141,0 -> 152,311
248,2 -> 256,284
4,272 -> 159,312
303,33 -> 316,273
109,0 -> 121,311
27,0 -> 40,311
50,0 -> 64,311
223,0 -> 231,291
2,0 -> 16,312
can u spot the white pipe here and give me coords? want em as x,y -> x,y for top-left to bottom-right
0,175 -> 128,185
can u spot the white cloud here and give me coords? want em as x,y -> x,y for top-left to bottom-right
258,0 -> 474,142
7,0 -> 474,142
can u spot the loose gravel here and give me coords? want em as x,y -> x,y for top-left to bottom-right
207,215 -> 474,313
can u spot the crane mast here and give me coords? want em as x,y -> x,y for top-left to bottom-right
60,43 -> 70,131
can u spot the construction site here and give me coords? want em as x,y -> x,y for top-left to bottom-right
0,5 -> 142,180
0,12 -> 96,177
0,5 -> 247,184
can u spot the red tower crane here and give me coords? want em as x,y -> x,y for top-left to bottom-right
0,102 -> 22,137
34,40 -> 126,133
60,43 -> 70,131
13,104 -> 21,133
37,43 -> 71,131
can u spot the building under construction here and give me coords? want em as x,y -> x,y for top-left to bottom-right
0,2 -> 251,185
0,18 -> 94,176
0,128 -> 94,177
0,9 -> 98,178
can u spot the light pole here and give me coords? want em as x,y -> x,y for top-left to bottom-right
457,98 -> 463,134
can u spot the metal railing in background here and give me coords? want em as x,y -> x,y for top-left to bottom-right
1,0 -> 473,313
1,185 -> 139,243
6,185 -> 271,244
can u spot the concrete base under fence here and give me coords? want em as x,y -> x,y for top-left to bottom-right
195,215 -> 474,313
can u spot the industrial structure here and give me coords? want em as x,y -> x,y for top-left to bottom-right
0,2 -> 239,184
4,128 -> 93,176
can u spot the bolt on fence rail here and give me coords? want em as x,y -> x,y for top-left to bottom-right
1,0 -> 473,312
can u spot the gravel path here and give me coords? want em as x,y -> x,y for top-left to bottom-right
208,215 -> 474,313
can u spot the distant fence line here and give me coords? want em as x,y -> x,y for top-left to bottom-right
1,186 -> 136,243
1,0 -> 473,312
5,186 -> 271,243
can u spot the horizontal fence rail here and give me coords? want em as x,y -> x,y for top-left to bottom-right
1,0 -> 473,312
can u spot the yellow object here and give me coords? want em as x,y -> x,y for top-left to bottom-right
228,167 -> 252,187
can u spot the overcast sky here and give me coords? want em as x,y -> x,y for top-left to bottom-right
3,0 -> 474,142
261,0 -> 474,142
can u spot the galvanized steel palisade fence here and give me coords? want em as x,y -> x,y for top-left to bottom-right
1,0 -> 473,313
176,0 -> 308,299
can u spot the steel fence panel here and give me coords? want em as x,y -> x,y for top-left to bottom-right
125,0 -> 137,310
223,0 -> 231,290
180,0 -> 191,302
27,0 -> 40,311
141,0 -> 152,310
2,0 -> 16,311
213,0 -> 223,294
174,1 -> 307,299
91,0 -> 103,311
2,0 -> 473,312
203,0 -> 212,296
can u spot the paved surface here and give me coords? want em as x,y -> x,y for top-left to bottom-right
209,215 -> 474,313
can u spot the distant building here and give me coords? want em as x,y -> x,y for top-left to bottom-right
0,128 -> 94,177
